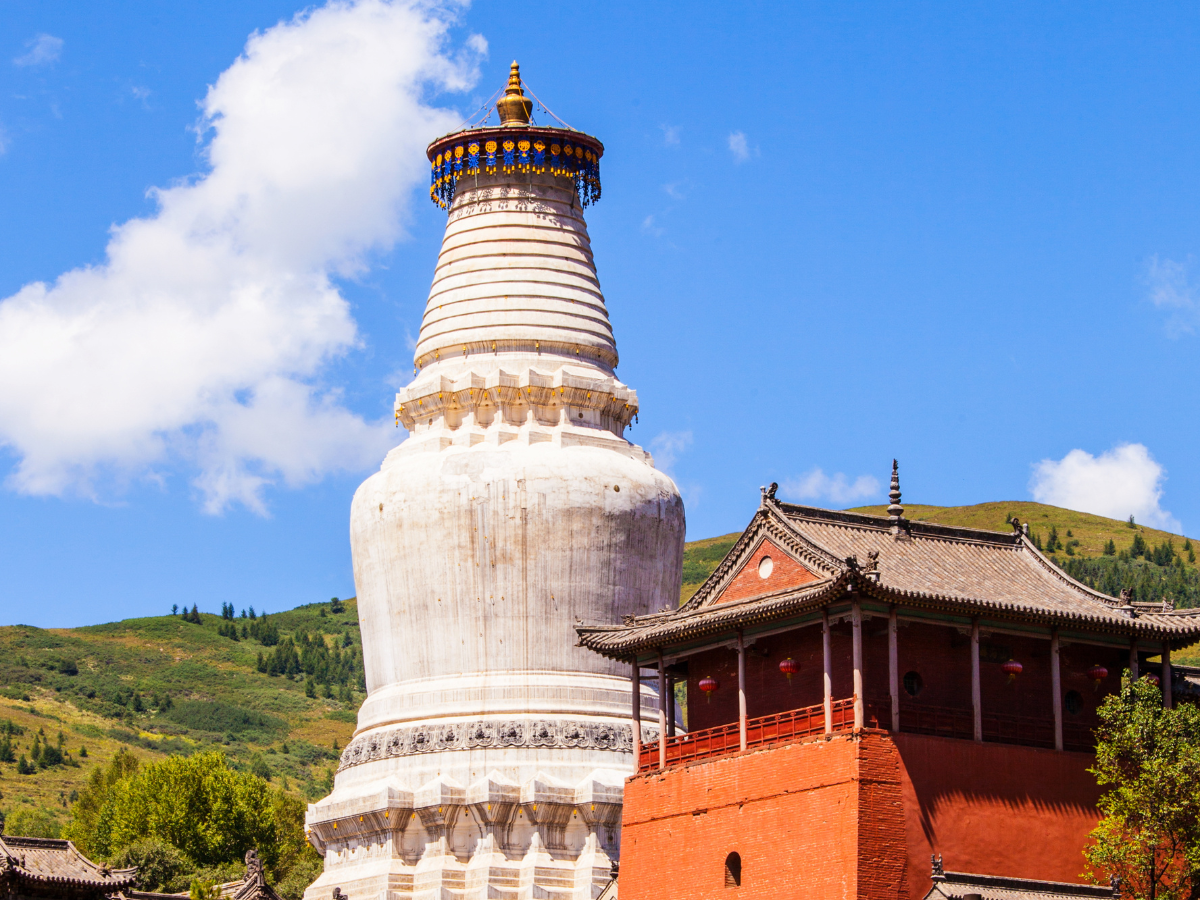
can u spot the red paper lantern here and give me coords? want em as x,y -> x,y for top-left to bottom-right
779,658 -> 798,681
1001,660 -> 1023,683
1087,664 -> 1108,688
698,676 -> 719,704
1146,672 -> 1161,687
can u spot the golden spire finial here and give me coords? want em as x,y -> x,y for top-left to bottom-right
495,60 -> 532,127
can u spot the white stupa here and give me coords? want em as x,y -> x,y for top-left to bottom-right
303,63 -> 685,900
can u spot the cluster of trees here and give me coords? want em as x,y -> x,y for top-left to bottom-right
9,726 -> 82,774
255,630 -> 363,698
177,605 -> 204,624
1060,555 -> 1200,608
1085,676 -> 1200,897
0,719 -> 25,764
62,749 -> 320,900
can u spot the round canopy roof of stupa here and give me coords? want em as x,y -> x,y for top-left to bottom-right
427,61 -> 604,210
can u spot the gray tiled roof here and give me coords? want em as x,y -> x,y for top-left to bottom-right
0,835 -> 137,890
577,500 -> 1200,657
924,869 -> 1117,900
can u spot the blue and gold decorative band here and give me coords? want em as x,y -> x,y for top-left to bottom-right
427,127 -> 603,210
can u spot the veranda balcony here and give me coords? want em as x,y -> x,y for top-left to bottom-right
637,696 -> 1094,774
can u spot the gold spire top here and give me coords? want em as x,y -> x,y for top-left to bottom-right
495,61 -> 533,127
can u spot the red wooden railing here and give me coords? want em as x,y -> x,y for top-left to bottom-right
894,701 -> 1095,753
637,697 -> 856,773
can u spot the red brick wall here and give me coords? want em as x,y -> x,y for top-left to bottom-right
619,731 -> 1101,900
619,734 -> 889,900
715,540 -> 818,605
893,733 -> 1101,899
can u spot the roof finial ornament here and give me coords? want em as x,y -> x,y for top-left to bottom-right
887,459 -> 906,536
496,61 -> 533,127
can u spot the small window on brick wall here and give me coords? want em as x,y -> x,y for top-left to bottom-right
903,671 -> 923,697
724,852 -> 741,888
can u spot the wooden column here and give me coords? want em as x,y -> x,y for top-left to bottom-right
822,609 -> 833,734
657,650 -> 667,771
889,606 -> 900,733
631,659 -> 641,767
1163,643 -> 1173,709
736,630 -> 747,752
851,599 -> 863,731
1051,630 -> 1063,752
665,672 -> 676,738
970,618 -> 982,743
1129,639 -> 1138,681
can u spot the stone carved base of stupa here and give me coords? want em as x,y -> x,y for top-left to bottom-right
303,769 -> 624,900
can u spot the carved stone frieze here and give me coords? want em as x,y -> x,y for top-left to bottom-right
338,720 -> 655,772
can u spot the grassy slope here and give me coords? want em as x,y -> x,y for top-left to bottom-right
0,601 -> 362,835
847,500 -> 1196,557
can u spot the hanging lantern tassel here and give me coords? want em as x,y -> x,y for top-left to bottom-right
1001,659 -> 1023,684
779,658 -> 798,682
1087,664 -> 1108,692
698,676 -> 719,703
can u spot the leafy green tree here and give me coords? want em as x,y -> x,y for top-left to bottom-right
1105,539 -> 1117,556
1084,675 -> 1200,898
112,838 -> 191,893
4,806 -> 62,838
93,751 -> 292,871
63,747 -> 141,856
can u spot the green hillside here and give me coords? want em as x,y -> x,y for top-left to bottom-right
0,600 -> 362,839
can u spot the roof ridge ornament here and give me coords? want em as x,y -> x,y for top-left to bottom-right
887,460 -> 909,538
760,482 -> 778,505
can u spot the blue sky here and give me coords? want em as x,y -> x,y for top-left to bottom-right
2,2 -> 1199,627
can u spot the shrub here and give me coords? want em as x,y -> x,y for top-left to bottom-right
162,700 -> 285,739
4,806 -> 62,838
112,838 -> 191,893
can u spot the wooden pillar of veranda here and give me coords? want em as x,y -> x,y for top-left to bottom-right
1051,630 -> 1063,752
851,599 -> 863,731
630,659 -> 641,767
971,618 -> 982,743
657,650 -> 667,771
736,630 -> 747,752
822,609 -> 832,734
888,606 -> 899,733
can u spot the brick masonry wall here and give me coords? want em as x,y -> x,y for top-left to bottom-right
621,735 -> 864,900
893,732 -> 1101,900
620,730 -> 1101,900
716,539 -> 819,605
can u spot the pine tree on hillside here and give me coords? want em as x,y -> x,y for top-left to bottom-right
1104,539 -> 1116,556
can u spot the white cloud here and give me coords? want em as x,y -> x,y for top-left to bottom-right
1147,254 -> 1199,335
659,124 -> 680,146
0,0 -> 483,514
1030,443 -> 1181,532
14,34 -> 63,67
782,468 -> 880,506
650,430 -> 692,475
728,130 -> 750,163
641,214 -> 664,237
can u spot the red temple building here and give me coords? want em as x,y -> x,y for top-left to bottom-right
577,465 -> 1200,900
